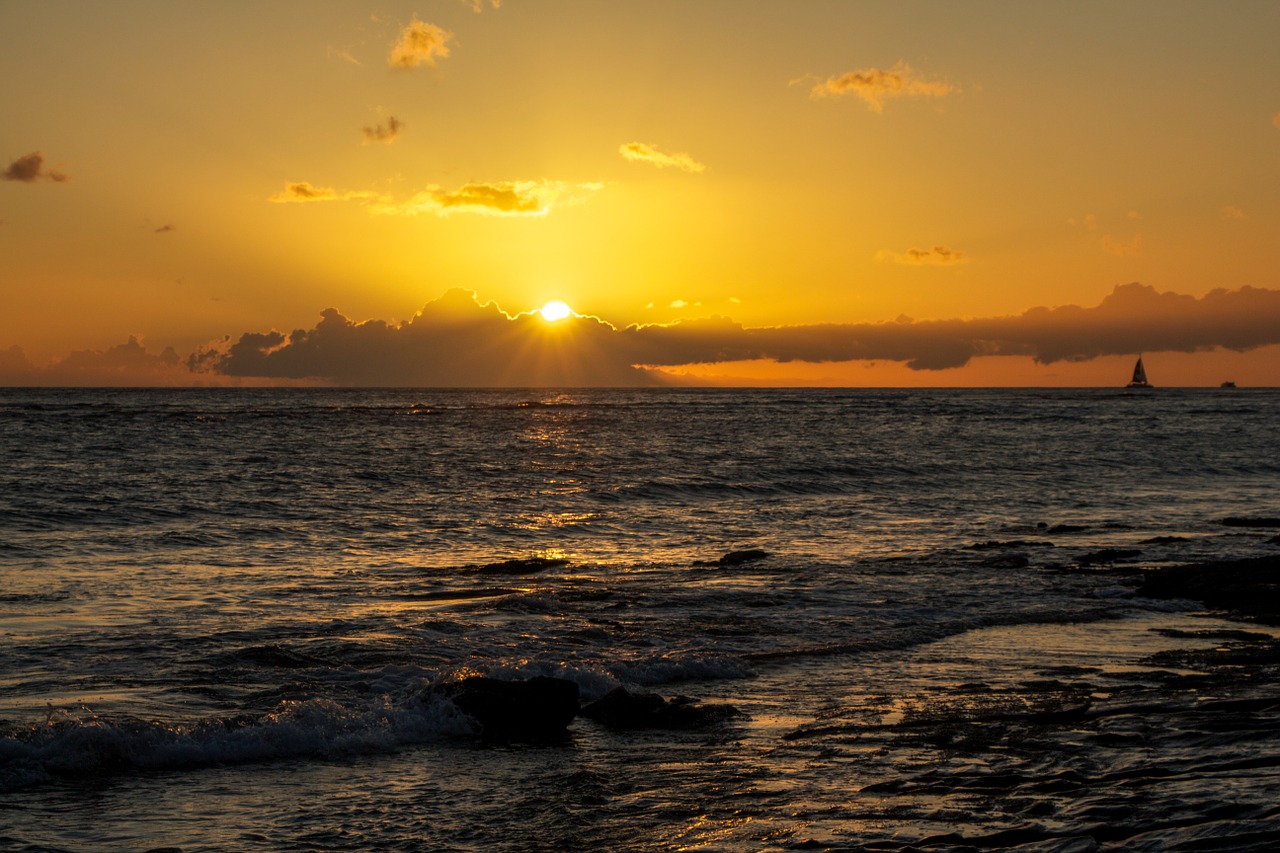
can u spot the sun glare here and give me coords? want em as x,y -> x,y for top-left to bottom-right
539,300 -> 573,322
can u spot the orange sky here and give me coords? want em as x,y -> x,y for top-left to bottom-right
2,1 -> 1278,386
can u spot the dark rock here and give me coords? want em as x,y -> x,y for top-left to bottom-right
694,548 -> 770,567
436,676 -> 580,741
980,554 -> 1030,568
1077,548 -> 1142,565
581,686 -> 740,730
474,557 -> 569,575
1220,517 -> 1280,528
1137,555 -> 1280,624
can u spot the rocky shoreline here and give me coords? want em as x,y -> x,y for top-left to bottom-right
1138,554 -> 1280,625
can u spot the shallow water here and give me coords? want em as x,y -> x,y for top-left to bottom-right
2,387 -> 1279,850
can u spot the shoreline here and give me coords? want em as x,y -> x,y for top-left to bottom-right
1138,554 -> 1280,625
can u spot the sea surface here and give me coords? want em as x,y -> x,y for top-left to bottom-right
1,387 -> 1278,851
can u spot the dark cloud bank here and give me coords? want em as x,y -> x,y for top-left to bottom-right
5,284 -> 1279,386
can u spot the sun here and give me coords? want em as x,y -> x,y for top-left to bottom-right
539,300 -> 573,322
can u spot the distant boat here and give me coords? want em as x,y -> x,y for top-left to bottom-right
1220,381 -> 1237,389
1126,355 -> 1153,389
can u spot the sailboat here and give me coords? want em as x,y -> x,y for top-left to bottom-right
1126,355 -> 1153,389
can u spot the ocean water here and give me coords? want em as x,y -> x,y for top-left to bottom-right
1,387 -> 1278,851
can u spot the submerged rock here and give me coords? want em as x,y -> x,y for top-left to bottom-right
1219,516 -> 1280,528
1137,555 -> 1280,624
693,548 -> 770,567
474,557 -> 570,575
436,676 -> 580,741
1077,548 -> 1142,565
581,686 -> 740,730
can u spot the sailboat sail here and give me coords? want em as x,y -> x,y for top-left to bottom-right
1126,355 -> 1152,388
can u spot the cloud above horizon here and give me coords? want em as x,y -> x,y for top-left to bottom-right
3,151 -> 68,183
363,116 -> 404,144
809,63 -> 954,112
876,245 -> 968,265
389,19 -> 452,69
373,180 -> 603,217
619,142 -> 706,173
7,285 -> 1278,387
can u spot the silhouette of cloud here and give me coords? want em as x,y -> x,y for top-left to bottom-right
373,180 -> 603,217
876,245 -> 968,265
619,142 -> 706,173
363,116 -> 404,144
0,338 -> 197,386
154,224 -> 176,234
389,19 -> 452,69
191,283 -> 1280,384
196,289 -> 654,386
809,63 -> 954,112
3,151 -> 68,183
8,285 -> 1278,386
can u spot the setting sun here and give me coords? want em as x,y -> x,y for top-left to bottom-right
539,300 -> 572,322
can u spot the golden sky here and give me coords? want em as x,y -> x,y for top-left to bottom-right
2,0 -> 1278,386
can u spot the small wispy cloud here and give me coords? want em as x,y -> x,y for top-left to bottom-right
1101,234 -> 1143,257
619,142 -> 706,173
809,63 -> 954,112
461,0 -> 501,11
363,116 -> 404,144
3,151 -> 68,183
876,245 -> 968,265
270,182 -> 338,203
389,19 -> 452,69
1221,205 -> 1246,221
374,180 -> 603,217
329,46 -> 362,67
154,224 -> 176,234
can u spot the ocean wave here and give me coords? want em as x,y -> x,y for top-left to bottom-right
0,693 -> 476,794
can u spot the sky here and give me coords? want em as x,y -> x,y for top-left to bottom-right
2,0 -> 1279,387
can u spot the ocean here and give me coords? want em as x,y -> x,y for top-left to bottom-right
1,387 -> 1278,851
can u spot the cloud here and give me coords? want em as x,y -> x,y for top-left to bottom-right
619,142 -> 706,173
329,46 -> 362,66
269,182 -> 338,203
3,151 -> 68,183
1220,205 -> 1246,221
0,338 -> 206,387
12,285 -> 1278,387
462,0 -> 501,11
389,19 -> 452,69
186,283 -> 1280,385
809,63 -> 954,112
196,289 -> 653,386
876,245 -> 968,265
374,180 -> 602,217
363,116 -> 404,144
154,224 -> 176,234
1101,234 -> 1143,256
